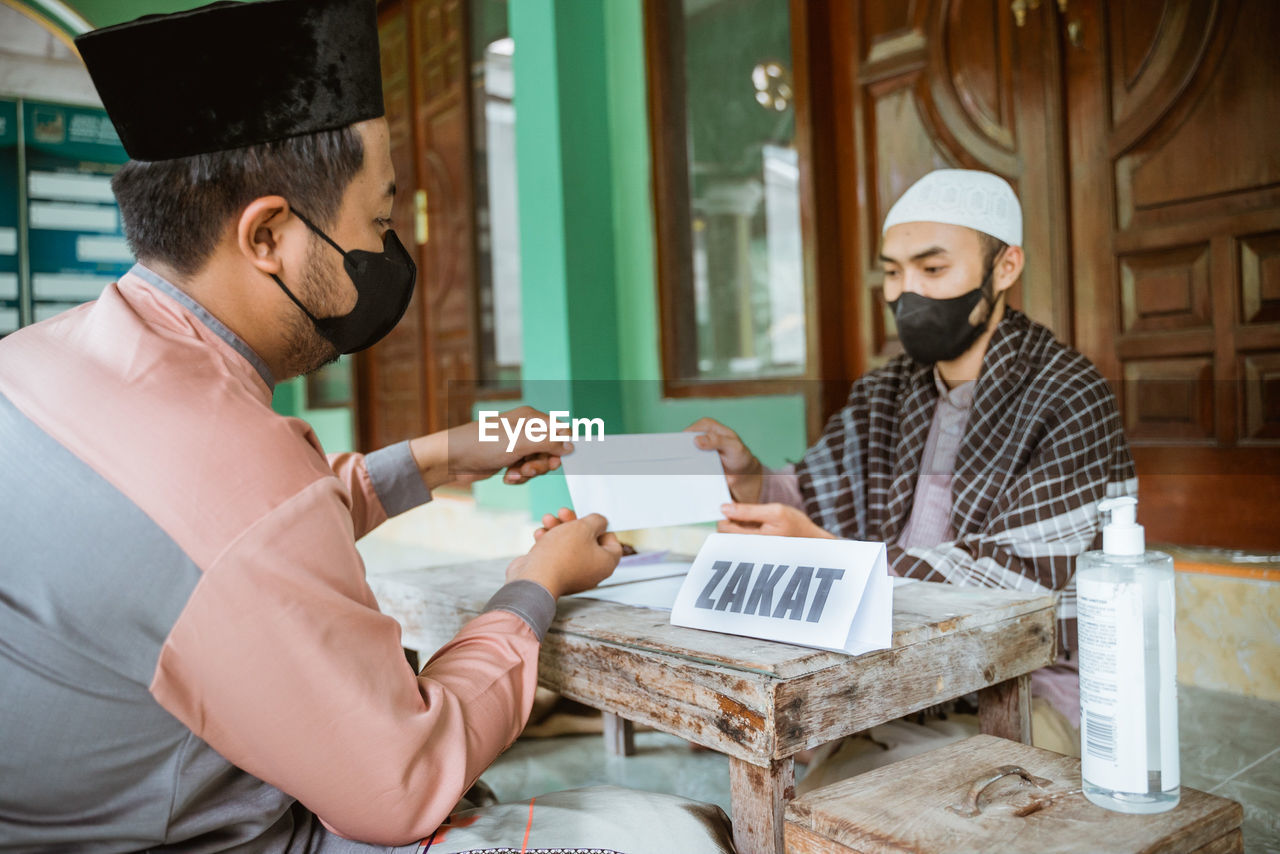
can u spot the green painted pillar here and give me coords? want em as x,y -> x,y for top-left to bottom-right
511,0 -> 623,518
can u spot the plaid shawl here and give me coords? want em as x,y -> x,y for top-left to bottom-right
797,308 -> 1137,651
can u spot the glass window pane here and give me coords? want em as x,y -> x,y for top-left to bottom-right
470,0 -> 521,391
681,0 -> 806,381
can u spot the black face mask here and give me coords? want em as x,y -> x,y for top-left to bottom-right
889,266 -> 997,366
271,209 -> 417,355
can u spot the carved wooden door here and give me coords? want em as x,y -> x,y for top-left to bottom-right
816,0 -> 1278,548
360,0 -> 477,451
1065,0 -> 1280,548
359,0 -> 429,451
833,0 -> 1072,364
410,0 -> 478,436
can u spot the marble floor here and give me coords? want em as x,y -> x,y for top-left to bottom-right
477,684 -> 1280,853
1179,686 -> 1280,853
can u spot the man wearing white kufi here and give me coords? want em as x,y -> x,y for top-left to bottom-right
689,169 -> 1137,778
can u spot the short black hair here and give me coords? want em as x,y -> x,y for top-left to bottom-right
111,126 -> 364,278
977,230 -> 1009,275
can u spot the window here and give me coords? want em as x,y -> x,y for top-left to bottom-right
647,0 -> 809,392
470,0 -> 522,393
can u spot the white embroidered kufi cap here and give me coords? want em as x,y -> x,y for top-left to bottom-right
882,169 -> 1023,247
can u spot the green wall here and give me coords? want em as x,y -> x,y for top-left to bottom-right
508,0 -> 623,515
269,367 -> 356,454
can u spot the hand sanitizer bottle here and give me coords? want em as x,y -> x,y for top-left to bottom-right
1077,496 -> 1179,813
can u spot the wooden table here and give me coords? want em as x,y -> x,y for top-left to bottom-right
370,558 -> 1056,854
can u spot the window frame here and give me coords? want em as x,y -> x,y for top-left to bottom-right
468,2 -> 523,401
643,0 -> 831,403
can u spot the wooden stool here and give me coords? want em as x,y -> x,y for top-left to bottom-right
785,734 -> 1243,853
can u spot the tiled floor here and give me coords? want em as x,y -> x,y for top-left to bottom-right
478,684 -> 1280,853
1179,686 -> 1280,853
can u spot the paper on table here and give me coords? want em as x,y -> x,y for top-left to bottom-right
570,574 -> 688,609
561,432 -> 732,532
595,559 -> 692,587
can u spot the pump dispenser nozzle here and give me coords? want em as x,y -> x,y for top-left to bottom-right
1098,496 -> 1144,555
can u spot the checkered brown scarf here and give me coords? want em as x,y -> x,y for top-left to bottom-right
797,309 -> 1137,651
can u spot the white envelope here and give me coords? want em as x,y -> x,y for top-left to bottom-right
561,432 -> 732,532
670,532 -> 892,656
570,574 -> 689,609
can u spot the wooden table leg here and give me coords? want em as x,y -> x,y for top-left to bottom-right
978,673 -> 1032,743
729,756 -> 795,854
602,712 -> 635,757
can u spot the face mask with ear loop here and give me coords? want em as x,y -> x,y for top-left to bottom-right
888,249 -> 1004,366
270,208 -> 417,355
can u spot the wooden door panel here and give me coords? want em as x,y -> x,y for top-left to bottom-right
849,0 -> 1069,360
1121,356 -> 1216,442
940,0 -> 1016,152
1118,242 -> 1212,335
412,0 -> 476,435
1108,1 -> 1214,137
1240,352 -> 1280,442
1114,2 -> 1280,230
1067,0 -> 1280,548
927,0 -> 1020,170
359,0 -> 477,450
859,0 -> 920,53
359,0 -> 430,452
1240,231 -> 1280,326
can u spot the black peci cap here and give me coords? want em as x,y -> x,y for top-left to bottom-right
75,0 -> 385,162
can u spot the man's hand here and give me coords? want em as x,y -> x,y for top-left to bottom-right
409,406 -> 572,490
506,510 -> 622,598
685,417 -> 764,503
533,506 -> 578,540
718,502 -> 837,539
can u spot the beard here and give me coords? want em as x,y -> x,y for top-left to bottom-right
278,237 -> 342,378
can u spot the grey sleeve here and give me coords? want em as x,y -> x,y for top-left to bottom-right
365,441 -> 433,518
483,580 -> 557,641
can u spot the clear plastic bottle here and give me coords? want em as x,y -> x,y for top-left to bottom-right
1076,496 -> 1179,813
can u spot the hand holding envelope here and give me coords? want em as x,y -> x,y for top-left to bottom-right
559,432 -> 733,532
685,417 -> 765,503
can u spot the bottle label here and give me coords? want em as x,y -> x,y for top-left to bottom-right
1078,577 -> 1148,793
1158,578 -> 1180,789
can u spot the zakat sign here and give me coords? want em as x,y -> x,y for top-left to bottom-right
671,533 -> 892,656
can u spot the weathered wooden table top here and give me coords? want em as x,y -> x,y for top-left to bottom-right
371,557 -> 1055,747
371,557 -> 1058,854
372,557 -> 1054,670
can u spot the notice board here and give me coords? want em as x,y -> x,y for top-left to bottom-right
0,97 -> 132,336
0,101 -> 18,334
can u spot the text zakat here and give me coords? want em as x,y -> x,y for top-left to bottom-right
694,561 -> 846,624
477,410 -> 606,453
